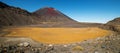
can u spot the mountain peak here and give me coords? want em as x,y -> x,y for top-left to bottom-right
33,7 -> 77,23
42,7 -> 55,9
34,7 -> 59,16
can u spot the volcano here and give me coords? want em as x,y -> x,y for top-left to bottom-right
33,7 -> 77,23
0,2 -> 78,27
0,2 -> 101,27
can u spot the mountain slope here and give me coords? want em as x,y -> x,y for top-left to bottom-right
106,17 -> 120,32
0,2 -> 102,28
33,7 -> 77,24
0,2 -> 38,27
107,17 -> 120,25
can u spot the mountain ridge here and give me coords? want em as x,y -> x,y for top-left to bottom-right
0,1 -> 119,28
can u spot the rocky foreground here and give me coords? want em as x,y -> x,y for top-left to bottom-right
0,32 -> 119,53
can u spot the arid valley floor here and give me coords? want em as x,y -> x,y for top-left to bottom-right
0,2 -> 120,53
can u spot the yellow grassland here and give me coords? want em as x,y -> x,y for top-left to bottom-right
3,27 -> 111,44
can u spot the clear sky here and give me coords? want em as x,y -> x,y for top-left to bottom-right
1,0 -> 120,23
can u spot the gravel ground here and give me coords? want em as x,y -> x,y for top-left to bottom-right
0,33 -> 120,53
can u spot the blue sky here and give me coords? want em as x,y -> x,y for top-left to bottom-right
1,0 -> 120,23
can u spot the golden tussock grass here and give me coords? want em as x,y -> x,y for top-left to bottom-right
4,27 -> 111,44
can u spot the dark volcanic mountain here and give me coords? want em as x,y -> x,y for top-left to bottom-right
0,2 -> 78,27
0,2 -> 102,27
0,2 -> 38,27
33,7 -> 77,23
